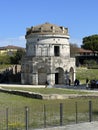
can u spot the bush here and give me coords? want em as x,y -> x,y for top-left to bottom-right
0,55 -> 11,64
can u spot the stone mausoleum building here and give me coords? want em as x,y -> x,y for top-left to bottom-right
21,22 -> 75,86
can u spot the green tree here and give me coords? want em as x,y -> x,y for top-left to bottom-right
10,49 -> 25,64
0,55 -> 11,64
81,34 -> 98,55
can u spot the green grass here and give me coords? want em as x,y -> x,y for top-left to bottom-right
1,87 -> 89,95
0,92 -> 98,129
76,67 -> 98,84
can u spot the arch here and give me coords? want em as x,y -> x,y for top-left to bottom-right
38,68 -> 47,85
69,67 -> 74,84
55,67 -> 64,84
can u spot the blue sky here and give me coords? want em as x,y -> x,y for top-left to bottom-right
0,0 -> 98,47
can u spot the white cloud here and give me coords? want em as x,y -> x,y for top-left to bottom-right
0,36 -> 26,47
18,36 -> 25,40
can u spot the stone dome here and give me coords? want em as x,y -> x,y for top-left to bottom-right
26,22 -> 69,37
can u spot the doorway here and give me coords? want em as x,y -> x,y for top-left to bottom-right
55,67 -> 64,84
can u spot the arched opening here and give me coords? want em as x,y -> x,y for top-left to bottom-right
69,67 -> 74,84
38,68 -> 47,85
55,67 -> 64,84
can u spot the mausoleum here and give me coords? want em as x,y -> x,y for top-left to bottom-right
21,22 -> 75,86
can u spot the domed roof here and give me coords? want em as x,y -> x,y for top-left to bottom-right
26,22 -> 69,37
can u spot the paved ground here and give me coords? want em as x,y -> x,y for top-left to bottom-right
0,83 -> 95,90
35,122 -> 98,130
55,84 -> 98,93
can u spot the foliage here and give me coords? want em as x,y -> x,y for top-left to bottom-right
83,59 -> 98,68
0,49 -> 25,65
0,55 -> 11,64
84,59 -> 97,65
0,64 -> 12,73
10,49 -> 25,64
81,34 -> 98,53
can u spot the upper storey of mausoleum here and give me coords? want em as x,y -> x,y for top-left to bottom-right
25,22 -> 69,38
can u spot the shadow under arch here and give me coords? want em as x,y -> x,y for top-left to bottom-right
55,67 -> 64,84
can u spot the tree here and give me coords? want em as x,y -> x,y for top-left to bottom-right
81,34 -> 98,55
0,55 -> 11,64
70,43 -> 79,57
10,49 -> 25,64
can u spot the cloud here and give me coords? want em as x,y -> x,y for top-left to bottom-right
0,36 -> 26,47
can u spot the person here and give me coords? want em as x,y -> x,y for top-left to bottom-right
68,78 -> 71,86
77,79 -> 80,86
74,79 -> 80,86
86,78 -> 89,84
96,80 -> 98,88
74,79 -> 78,86
86,78 -> 89,89
45,80 -> 49,88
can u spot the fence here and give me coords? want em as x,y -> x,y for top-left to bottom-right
0,100 -> 98,130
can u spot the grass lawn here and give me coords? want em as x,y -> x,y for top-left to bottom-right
1,87 -> 90,95
0,89 -> 98,129
76,67 -> 98,83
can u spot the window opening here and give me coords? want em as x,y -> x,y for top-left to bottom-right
54,46 -> 60,56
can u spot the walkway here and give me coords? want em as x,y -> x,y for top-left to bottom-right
35,121 -> 98,130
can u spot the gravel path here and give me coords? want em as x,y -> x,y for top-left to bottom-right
35,122 -> 98,130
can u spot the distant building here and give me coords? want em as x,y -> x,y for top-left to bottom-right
75,48 -> 98,66
21,23 -> 75,85
0,45 -> 25,56
76,48 -> 95,56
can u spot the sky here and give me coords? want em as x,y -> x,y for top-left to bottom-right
0,0 -> 98,48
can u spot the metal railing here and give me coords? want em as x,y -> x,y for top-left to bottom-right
0,100 -> 98,130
